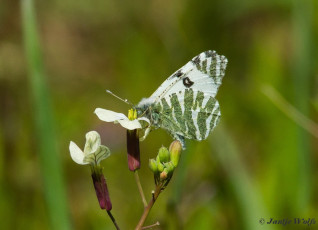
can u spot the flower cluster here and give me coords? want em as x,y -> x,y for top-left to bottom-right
69,107 -> 183,229
148,140 -> 182,187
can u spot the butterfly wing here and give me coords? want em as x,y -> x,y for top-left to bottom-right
153,88 -> 221,141
137,50 -> 227,145
150,50 -> 227,102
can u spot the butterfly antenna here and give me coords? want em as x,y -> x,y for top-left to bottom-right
106,90 -> 135,107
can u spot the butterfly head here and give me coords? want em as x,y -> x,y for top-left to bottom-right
137,97 -> 155,109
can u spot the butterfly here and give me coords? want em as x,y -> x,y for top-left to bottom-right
95,50 -> 228,147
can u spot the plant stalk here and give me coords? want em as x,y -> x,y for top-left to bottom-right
134,170 -> 148,207
135,184 -> 162,230
141,221 -> 160,229
107,210 -> 120,230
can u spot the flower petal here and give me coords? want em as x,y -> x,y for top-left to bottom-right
95,108 -> 127,122
84,131 -> 101,154
84,145 -> 111,165
117,119 -> 142,130
69,141 -> 88,165
138,117 -> 150,125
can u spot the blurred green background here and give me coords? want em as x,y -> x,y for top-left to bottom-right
1,0 -> 317,229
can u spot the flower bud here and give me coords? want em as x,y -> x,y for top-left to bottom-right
158,146 -> 170,163
157,162 -> 164,172
169,140 -> 182,167
160,171 -> 168,180
149,159 -> 158,173
164,161 -> 175,175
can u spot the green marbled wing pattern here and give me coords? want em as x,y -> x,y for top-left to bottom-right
153,88 -> 220,142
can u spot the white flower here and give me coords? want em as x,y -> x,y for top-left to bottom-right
94,108 -> 150,130
69,131 -> 110,165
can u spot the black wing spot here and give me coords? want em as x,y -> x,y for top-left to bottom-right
175,70 -> 183,78
183,77 -> 194,88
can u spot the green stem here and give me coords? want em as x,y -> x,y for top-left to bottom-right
134,170 -> 147,207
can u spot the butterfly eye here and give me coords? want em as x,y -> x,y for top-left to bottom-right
183,77 -> 194,88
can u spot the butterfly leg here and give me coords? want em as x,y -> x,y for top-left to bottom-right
140,126 -> 151,141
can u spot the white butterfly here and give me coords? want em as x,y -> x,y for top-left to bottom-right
95,50 -> 228,147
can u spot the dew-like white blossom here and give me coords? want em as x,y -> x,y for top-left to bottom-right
94,108 -> 150,130
69,131 -> 110,165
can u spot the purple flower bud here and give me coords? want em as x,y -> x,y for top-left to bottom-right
91,171 -> 112,211
127,129 -> 140,171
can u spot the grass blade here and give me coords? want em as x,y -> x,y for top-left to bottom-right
291,0 -> 313,213
21,0 -> 71,229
